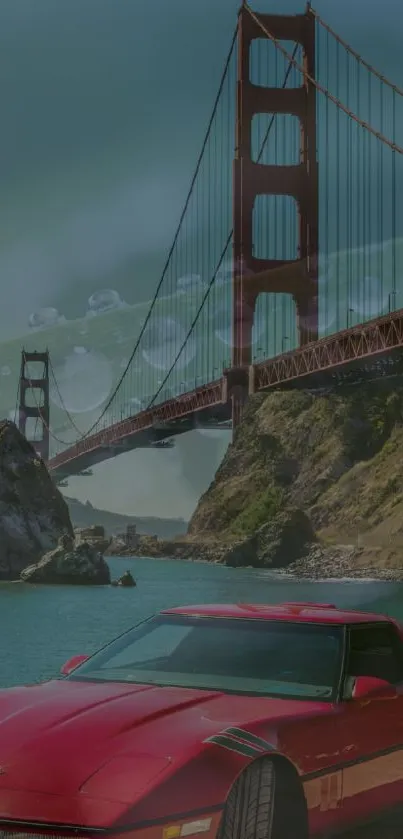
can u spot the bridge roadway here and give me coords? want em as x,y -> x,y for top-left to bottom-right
48,399 -> 232,479
47,306 -> 403,480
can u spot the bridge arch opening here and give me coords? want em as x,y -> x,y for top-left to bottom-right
251,113 -> 301,167
249,39 -> 303,89
25,416 -> 46,442
253,194 -> 298,262
22,388 -> 46,409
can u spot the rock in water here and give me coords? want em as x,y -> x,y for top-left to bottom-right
111,569 -> 136,587
21,534 -> 111,585
0,422 -> 73,580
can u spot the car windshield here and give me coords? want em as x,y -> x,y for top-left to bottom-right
67,615 -> 343,700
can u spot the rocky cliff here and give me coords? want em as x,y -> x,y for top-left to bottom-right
21,534 -> 111,585
0,422 -> 73,580
185,381 -> 403,575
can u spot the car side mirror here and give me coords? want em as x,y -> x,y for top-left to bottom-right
351,675 -> 398,701
60,654 -> 89,676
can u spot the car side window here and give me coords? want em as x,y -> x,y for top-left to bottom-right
346,624 -> 403,685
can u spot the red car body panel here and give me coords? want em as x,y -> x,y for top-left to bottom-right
0,602 -> 402,837
163,602 -> 390,624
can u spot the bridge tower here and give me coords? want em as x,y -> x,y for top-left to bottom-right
227,3 -> 318,427
18,349 -> 50,461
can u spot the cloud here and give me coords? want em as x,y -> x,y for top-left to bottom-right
0,168 -> 189,338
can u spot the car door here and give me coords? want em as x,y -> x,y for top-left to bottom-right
335,622 -> 403,827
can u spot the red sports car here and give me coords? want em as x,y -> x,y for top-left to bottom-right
0,602 -> 402,839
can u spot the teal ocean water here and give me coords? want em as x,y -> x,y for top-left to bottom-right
1,556 -> 403,689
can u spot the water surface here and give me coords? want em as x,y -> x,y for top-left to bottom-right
1,556 -> 402,688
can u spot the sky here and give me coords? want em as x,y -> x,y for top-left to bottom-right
1,0 -> 402,518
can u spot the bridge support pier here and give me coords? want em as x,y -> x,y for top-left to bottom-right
229,4 -> 318,429
18,350 -> 50,461
222,366 -> 253,430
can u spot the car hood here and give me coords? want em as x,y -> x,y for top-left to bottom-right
0,679 -> 323,803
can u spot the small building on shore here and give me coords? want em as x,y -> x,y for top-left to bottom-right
125,525 -> 140,550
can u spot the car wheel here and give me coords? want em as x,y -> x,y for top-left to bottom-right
218,757 -> 308,839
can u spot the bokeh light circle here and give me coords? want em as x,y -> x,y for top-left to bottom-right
141,317 -> 196,371
86,289 -> 125,316
50,348 -> 113,414
28,307 -> 61,329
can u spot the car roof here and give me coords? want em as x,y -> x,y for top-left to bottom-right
161,602 -> 390,625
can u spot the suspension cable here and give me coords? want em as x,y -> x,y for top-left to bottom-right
147,232 -> 233,409
310,7 -> 403,97
56,23 -> 239,442
48,357 -> 83,436
51,42 -> 299,426
244,3 -> 403,155
51,10 -> 403,439
147,46 -> 299,409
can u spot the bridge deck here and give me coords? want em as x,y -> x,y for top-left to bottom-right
48,308 -> 403,478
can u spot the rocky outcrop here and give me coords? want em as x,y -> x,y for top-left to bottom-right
0,422 -> 73,580
21,533 -> 111,585
221,508 -> 315,569
74,524 -> 111,554
111,569 -> 136,587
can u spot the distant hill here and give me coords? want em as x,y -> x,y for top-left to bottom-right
65,495 -> 188,538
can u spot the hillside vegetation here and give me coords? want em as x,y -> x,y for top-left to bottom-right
186,381 -> 403,574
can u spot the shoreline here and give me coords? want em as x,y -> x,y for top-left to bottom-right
2,554 -> 403,585
107,547 -> 403,582
274,568 -> 403,582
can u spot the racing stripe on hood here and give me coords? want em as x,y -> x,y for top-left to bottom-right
204,726 -> 275,758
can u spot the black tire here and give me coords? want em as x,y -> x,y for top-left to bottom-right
218,757 -> 307,839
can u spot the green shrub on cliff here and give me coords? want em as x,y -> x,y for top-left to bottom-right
232,486 -> 285,537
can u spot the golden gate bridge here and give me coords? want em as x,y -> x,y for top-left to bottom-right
15,2 -> 403,482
